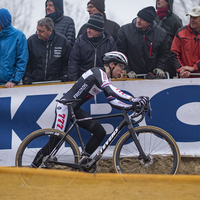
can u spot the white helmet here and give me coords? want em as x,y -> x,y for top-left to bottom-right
103,51 -> 128,66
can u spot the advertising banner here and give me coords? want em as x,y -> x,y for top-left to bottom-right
0,78 -> 200,166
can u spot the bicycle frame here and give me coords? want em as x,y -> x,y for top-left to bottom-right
46,103 -> 149,170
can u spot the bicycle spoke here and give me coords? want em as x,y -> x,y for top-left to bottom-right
113,126 -> 180,174
16,129 -> 80,186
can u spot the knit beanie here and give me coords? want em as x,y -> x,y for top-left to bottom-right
87,13 -> 104,32
87,0 -> 105,14
137,6 -> 156,23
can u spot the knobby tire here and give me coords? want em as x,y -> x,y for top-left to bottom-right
15,128 -> 80,186
113,126 -> 180,175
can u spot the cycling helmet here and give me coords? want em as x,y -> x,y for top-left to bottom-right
103,51 -> 128,66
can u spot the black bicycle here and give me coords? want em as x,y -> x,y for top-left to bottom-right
15,98 -> 180,176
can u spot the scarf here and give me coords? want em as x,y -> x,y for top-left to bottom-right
156,6 -> 170,20
88,32 -> 105,48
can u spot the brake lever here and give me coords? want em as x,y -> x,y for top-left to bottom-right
131,105 -> 145,119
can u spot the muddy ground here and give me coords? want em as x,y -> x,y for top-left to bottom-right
96,156 -> 200,174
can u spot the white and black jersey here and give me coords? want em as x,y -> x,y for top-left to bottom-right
64,67 -> 132,110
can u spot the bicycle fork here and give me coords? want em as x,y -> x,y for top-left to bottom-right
128,124 -> 149,162
85,112 -> 150,169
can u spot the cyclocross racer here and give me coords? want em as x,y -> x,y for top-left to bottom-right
31,51 -> 148,167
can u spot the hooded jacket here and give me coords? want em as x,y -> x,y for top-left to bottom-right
0,8 -> 28,85
68,30 -> 117,81
117,19 -> 168,74
155,0 -> 182,49
45,0 -> 75,47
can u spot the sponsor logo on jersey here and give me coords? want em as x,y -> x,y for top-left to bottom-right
86,94 -> 93,99
82,69 -> 93,79
73,83 -> 88,99
89,85 -> 102,96
118,101 -> 127,105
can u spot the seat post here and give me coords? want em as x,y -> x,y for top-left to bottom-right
68,104 -> 76,122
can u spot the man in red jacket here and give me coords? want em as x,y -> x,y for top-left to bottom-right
170,6 -> 200,78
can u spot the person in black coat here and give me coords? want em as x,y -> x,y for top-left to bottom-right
77,0 -> 120,41
23,17 -> 71,84
68,13 -> 117,81
117,6 -> 169,79
45,0 -> 75,47
155,0 -> 182,78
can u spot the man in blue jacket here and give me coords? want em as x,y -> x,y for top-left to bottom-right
0,8 -> 28,88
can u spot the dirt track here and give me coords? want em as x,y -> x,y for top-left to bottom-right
96,156 -> 200,174
177,157 -> 200,175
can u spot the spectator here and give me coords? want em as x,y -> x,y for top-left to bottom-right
23,17 -> 71,85
170,6 -> 200,78
155,0 -> 182,78
77,0 -> 120,41
45,0 -> 75,47
68,13 -> 117,81
0,8 -> 28,88
117,6 -> 168,79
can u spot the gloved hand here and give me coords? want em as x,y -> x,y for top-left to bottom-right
132,96 -> 149,109
23,77 -> 32,85
127,71 -> 137,79
60,74 -> 68,82
153,68 -> 166,79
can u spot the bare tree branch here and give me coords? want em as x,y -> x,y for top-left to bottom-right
174,0 -> 199,25
0,0 -> 33,34
64,0 -> 88,34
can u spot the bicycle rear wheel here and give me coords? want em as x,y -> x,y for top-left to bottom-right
15,128 -> 80,185
113,126 -> 180,175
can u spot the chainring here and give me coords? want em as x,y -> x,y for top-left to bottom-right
79,157 -> 97,173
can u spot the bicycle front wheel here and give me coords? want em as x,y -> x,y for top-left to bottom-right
16,128 -> 80,169
113,126 -> 180,175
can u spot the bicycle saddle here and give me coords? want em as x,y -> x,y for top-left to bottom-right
56,99 -> 81,105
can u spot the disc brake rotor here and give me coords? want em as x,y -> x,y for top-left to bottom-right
139,155 -> 153,167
